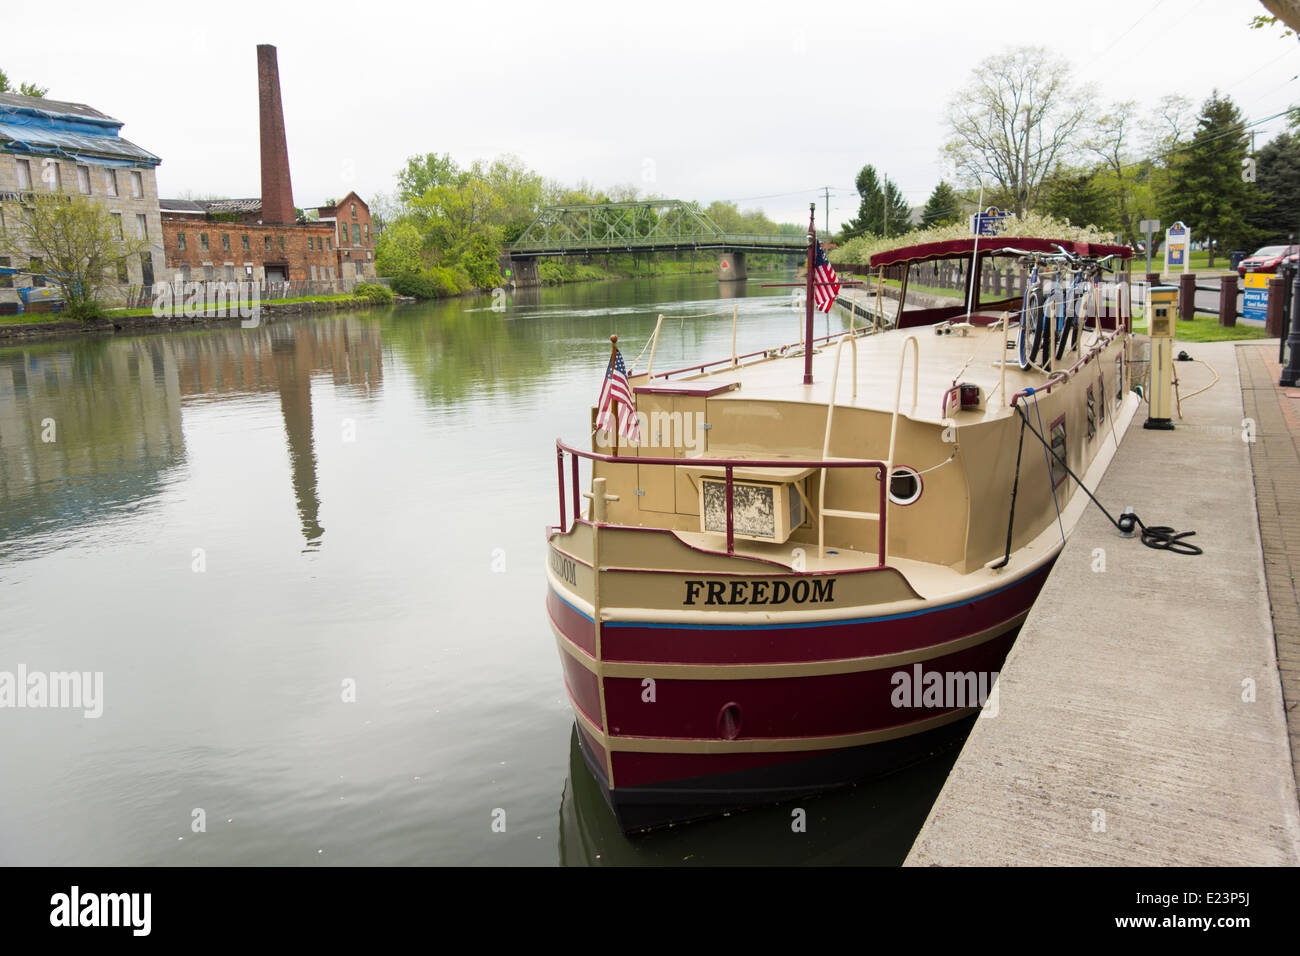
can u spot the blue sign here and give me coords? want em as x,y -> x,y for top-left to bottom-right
1243,273 -> 1269,322
972,207 -> 1010,236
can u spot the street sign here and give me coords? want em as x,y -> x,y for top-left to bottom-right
1243,272 -> 1269,323
1165,221 -> 1190,273
970,206 -> 1010,236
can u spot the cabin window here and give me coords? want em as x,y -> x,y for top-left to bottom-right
1086,386 -> 1096,441
1050,416 -> 1068,489
1098,376 -> 1105,425
888,466 -> 923,506
1115,355 -> 1124,407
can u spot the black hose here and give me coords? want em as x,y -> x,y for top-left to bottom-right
1013,398 -> 1202,557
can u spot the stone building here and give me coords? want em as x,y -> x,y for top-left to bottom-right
0,91 -> 163,311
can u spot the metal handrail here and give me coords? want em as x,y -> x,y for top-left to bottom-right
555,440 -> 889,567
649,325 -> 871,381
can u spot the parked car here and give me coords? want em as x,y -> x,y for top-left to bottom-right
1237,245 -> 1299,277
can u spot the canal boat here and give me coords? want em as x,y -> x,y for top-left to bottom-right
545,226 -> 1138,832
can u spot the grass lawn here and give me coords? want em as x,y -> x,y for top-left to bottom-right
1131,315 -> 1271,342
0,312 -> 76,326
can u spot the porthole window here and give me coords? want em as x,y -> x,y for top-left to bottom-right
888,466 -> 922,506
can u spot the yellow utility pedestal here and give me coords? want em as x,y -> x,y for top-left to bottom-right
1144,285 -> 1177,430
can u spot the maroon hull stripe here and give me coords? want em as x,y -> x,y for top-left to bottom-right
560,652 -> 603,730
604,627 -> 1015,740
614,747 -> 820,790
548,588 -> 595,657
601,563 -> 1051,665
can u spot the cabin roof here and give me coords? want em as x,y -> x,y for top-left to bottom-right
870,237 -> 1133,268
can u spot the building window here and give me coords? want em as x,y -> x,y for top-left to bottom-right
77,165 -> 92,194
222,234 -> 230,251
308,236 -> 314,251
29,258 -> 44,287
204,264 -> 213,281
351,223 -> 360,245
130,170 -> 143,199
136,213 -> 148,238
278,236 -> 285,251
105,169 -> 118,196
200,232 -> 209,251
177,231 -> 186,249
242,235 -> 250,251
364,224 -> 369,244
328,266 -> 335,280
116,258 -> 129,283
338,225 -> 346,247
44,160 -> 61,191
16,159 -> 32,190
326,238 -> 332,251
225,265 -> 234,281
0,257 -> 10,288
112,213 -> 124,240
310,265 -> 318,280
264,236 -> 272,251
1050,416 -> 1067,489
351,203 -> 357,219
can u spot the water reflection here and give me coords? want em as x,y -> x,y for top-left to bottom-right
0,316 -> 385,557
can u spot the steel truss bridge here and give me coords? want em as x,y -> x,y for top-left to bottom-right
507,200 -> 807,257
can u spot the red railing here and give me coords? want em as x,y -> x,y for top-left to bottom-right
555,439 -> 890,566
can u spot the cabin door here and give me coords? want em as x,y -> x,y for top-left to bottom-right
637,395 -> 707,515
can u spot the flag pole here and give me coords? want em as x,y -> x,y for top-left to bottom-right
609,334 -> 619,458
805,203 -> 816,386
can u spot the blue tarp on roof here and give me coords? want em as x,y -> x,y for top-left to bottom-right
0,95 -> 160,167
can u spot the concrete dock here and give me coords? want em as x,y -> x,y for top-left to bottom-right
906,339 -> 1300,866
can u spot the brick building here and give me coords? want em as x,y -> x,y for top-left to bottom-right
0,91 -> 163,311
158,45 -> 374,290
306,192 -> 375,284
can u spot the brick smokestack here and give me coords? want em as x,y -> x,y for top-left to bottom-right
256,44 -> 296,225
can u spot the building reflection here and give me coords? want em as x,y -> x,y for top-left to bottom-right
0,316 -> 384,555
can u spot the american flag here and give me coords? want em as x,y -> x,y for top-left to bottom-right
812,239 -> 841,313
596,347 -> 641,443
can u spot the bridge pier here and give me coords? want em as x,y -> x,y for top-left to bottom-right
718,251 -> 747,282
505,257 -> 540,288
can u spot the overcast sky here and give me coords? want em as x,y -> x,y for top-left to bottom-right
6,0 -> 1296,229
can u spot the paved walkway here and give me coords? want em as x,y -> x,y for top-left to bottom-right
1239,344 -> 1300,795
906,340 -> 1300,866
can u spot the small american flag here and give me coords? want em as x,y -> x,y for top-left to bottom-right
813,239 -> 841,313
596,347 -> 641,443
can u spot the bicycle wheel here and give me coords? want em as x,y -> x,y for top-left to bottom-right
1077,285 -> 1103,349
1037,289 -> 1061,369
1018,289 -> 1044,370
1054,308 -> 1078,361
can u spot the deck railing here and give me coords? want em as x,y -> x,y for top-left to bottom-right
555,440 -> 890,567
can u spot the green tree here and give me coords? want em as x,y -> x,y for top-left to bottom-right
0,193 -> 146,320
920,181 -> 964,228
373,220 -> 424,277
1039,167 -> 1113,229
396,153 -> 461,205
1161,91 -> 1259,266
1248,130 -> 1300,239
0,68 -> 47,97
842,165 -> 910,239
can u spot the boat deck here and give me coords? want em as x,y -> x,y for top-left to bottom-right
652,318 -> 1101,426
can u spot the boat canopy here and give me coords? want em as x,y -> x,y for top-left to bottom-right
870,236 -> 1133,268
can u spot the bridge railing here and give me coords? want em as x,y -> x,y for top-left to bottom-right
508,234 -> 805,254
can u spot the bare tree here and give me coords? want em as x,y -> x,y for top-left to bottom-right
1086,100 -> 1140,241
0,193 -> 146,320
943,47 -> 1091,218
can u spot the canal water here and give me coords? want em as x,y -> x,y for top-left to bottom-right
0,274 -> 963,865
